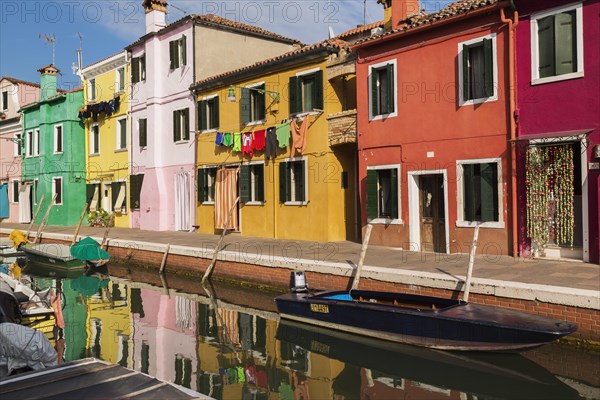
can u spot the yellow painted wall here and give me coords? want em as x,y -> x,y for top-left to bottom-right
196,58 -> 353,242
83,62 -> 130,227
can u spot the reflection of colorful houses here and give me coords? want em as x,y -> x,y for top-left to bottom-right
515,0 -> 599,263
0,77 -> 40,222
79,51 -> 131,228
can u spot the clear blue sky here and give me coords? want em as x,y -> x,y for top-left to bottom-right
0,1 -> 451,88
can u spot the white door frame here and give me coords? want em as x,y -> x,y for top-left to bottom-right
19,182 -> 32,223
408,169 -> 450,254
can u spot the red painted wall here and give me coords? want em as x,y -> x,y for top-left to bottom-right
355,11 -> 512,253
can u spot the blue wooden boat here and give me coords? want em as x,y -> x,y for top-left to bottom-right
275,273 -> 577,352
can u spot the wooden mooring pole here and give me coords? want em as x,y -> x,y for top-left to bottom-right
71,202 -> 89,245
25,194 -> 44,238
463,224 -> 480,302
351,223 -> 373,291
159,243 -> 170,274
33,194 -> 57,244
100,214 -> 115,250
202,197 -> 240,284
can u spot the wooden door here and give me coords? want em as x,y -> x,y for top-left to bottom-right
419,174 -> 446,253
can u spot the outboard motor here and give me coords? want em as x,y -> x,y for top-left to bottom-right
290,271 -> 308,293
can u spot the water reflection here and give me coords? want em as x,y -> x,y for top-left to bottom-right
8,261 -> 597,400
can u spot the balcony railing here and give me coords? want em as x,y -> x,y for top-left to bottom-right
327,109 -> 357,147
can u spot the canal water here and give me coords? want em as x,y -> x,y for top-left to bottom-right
7,259 -> 600,400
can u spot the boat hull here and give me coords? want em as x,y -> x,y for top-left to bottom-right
275,290 -> 577,351
22,244 -> 86,276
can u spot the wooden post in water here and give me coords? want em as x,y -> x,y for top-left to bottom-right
100,214 -> 115,250
463,224 -> 480,302
202,197 -> 240,284
33,194 -> 57,244
71,202 -> 89,245
159,243 -> 170,274
351,223 -> 373,291
25,194 -> 45,238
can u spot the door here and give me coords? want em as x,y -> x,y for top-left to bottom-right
102,183 -> 112,212
19,183 -> 32,223
0,183 -> 8,219
175,171 -> 192,231
419,174 -> 446,253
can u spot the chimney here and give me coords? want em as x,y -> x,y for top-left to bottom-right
381,0 -> 420,31
38,64 -> 59,100
143,0 -> 167,34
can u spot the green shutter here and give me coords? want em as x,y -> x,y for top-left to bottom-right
111,182 -> 120,209
197,168 -> 205,203
537,16 -> 555,78
296,161 -> 305,202
130,174 -> 143,209
256,165 -> 264,202
366,169 -> 378,219
198,101 -> 207,131
181,35 -> 187,66
240,88 -> 251,124
139,119 -> 147,147
257,86 -> 266,121
212,98 -> 219,129
240,165 -> 250,203
483,38 -> 494,97
390,168 -> 398,219
314,70 -> 324,110
86,184 -> 96,204
183,108 -> 189,140
554,11 -> 576,76
462,44 -> 471,101
132,57 -> 139,83
279,162 -> 288,203
140,55 -> 146,80
169,41 -> 176,70
480,163 -> 498,222
173,110 -> 179,142
386,63 -> 395,113
370,71 -> 379,116
463,164 -> 476,221
289,76 -> 299,115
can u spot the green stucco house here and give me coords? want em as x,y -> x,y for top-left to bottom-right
20,65 -> 86,226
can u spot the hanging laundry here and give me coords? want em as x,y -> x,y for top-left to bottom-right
276,121 -> 290,148
222,132 -> 233,147
242,132 -> 254,157
253,129 -> 266,151
265,127 -> 277,159
237,366 -> 246,383
290,115 -> 310,157
215,132 -> 224,146
232,132 -> 242,152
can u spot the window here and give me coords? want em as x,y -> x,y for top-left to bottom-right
240,163 -> 264,203
366,166 -> 399,221
198,96 -> 219,131
88,78 -> 96,102
138,118 -> 147,147
457,159 -> 502,227
52,177 -> 62,205
197,167 -> 217,203
90,124 -> 100,154
132,54 -> 146,83
33,129 -> 39,156
459,35 -> 497,104
15,133 -> 22,156
531,3 -> 583,84
369,60 -> 396,119
169,36 -> 187,70
54,125 -> 63,154
116,67 -> 125,93
86,183 -> 100,211
129,174 -> 144,209
33,179 -> 38,205
111,181 -> 127,213
11,180 -> 19,203
240,84 -> 265,124
279,159 -> 306,204
173,108 -> 189,142
26,131 -> 33,157
289,69 -> 324,115
1,90 -> 8,111
116,118 -> 127,150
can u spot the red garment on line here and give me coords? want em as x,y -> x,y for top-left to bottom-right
253,129 -> 266,151
242,132 -> 254,157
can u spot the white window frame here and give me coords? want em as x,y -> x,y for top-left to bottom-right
200,94 -> 218,133
368,59 -> 398,121
52,176 -> 62,205
14,133 -> 22,157
530,2 -> 584,85
90,124 -> 100,155
294,67 -> 324,118
116,117 -> 127,151
366,164 -> 403,225
283,156 -> 308,206
25,131 -> 33,157
173,108 -> 189,143
53,124 -> 63,154
170,37 -> 186,70
33,179 -> 38,206
245,160 -> 265,205
88,78 -> 97,102
115,67 -> 126,93
201,166 -> 218,204
456,158 -> 504,228
11,179 -> 19,203
33,129 -> 40,156
1,90 -> 8,111
245,81 -> 266,126
457,33 -> 499,106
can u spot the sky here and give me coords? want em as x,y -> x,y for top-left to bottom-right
0,0 -> 452,88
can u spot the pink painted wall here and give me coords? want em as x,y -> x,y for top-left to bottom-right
516,0 -> 600,262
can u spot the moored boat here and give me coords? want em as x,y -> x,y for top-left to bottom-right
21,243 -> 87,274
275,272 -> 577,352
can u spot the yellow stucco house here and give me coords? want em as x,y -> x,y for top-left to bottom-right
191,39 -> 358,242
80,51 -> 131,227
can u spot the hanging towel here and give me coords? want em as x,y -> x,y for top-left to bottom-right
215,132 -> 224,146
222,132 -> 233,147
242,132 -> 254,157
276,121 -> 291,148
253,129 -> 266,151
232,132 -> 242,152
290,115 -> 310,157
265,127 -> 277,159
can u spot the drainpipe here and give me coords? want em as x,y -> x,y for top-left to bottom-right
500,6 -> 519,257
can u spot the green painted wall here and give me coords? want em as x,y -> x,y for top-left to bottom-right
21,88 -> 86,226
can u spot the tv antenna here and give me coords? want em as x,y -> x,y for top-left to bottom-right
39,33 -> 57,65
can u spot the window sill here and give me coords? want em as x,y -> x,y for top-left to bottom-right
459,95 -> 498,107
369,111 -> 397,121
201,201 -> 215,205
292,111 -> 322,119
368,217 -> 403,225
201,129 -> 217,134
284,201 -> 308,206
244,201 -> 264,206
245,120 -> 266,127
175,140 -> 190,144
456,221 -> 505,229
89,153 -> 100,157
114,149 -> 127,153
53,152 -> 63,155
531,71 -> 584,86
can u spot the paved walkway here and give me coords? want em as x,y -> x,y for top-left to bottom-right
2,222 -> 599,293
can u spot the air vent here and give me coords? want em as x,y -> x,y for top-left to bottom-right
371,27 -> 384,36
